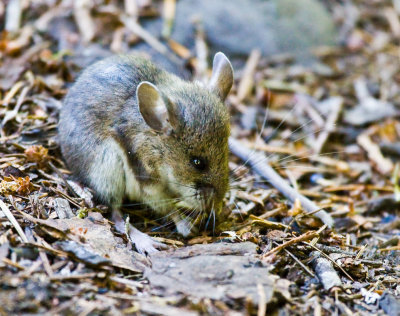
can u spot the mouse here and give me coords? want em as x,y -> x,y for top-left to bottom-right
58,52 -> 234,254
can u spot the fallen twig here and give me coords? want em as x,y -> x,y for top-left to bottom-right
121,15 -> 181,65
237,49 -> 261,102
229,137 -> 334,227
263,230 -> 319,258
283,248 -> 315,277
314,97 -> 343,154
357,132 -> 393,174
257,283 -> 267,316
5,0 -> 22,32
0,199 -> 28,243
250,214 -> 290,230
73,0 -> 96,43
162,0 -> 176,38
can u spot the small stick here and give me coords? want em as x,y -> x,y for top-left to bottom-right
50,272 -> 98,281
250,214 -> 289,230
49,162 -> 79,198
110,27 -> 125,53
257,283 -> 267,316
2,257 -> 25,270
109,276 -> 144,289
2,85 -> 30,128
73,0 -> 96,43
33,234 -> 54,277
5,0 -> 22,32
258,206 -> 286,219
283,248 -> 315,277
124,0 -> 138,19
314,97 -> 343,154
1,81 -> 24,106
384,8 -> 400,38
295,94 -> 325,128
357,132 -> 393,174
379,246 -> 400,251
0,199 -> 28,243
162,0 -> 176,38
193,20 -> 209,83
237,49 -> 261,102
229,137 -> 334,227
262,230 -> 319,258
121,15 -> 181,65
39,249 -> 54,277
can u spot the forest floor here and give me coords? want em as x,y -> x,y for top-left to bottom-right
0,0 -> 399,315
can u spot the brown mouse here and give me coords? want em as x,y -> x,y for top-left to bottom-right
58,52 -> 233,254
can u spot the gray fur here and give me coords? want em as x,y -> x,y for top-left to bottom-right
58,54 -> 233,227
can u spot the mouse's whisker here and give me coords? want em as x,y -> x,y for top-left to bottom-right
212,204 -> 216,236
150,218 -> 177,232
198,199 -> 207,229
231,144 -> 343,184
150,206 -> 192,231
276,150 -> 345,165
121,192 -> 197,208
121,197 -> 182,207
231,97 -> 298,175
229,179 -> 273,190
230,89 -> 272,174
153,205 -> 188,222
205,208 -> 213,231
232,200 -> 244,222
188,207 -> 201,233
231,106 -> 334,183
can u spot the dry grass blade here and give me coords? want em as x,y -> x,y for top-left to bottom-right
263,230 -> 319,258
0,199 -> 28,243
1,85 -> 30,128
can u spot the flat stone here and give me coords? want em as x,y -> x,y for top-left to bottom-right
145,242 -> 290,305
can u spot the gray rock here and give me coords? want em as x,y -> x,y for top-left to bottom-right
145,242 -> 291,305
379,292 -> 400,316
144,0 -> 337,60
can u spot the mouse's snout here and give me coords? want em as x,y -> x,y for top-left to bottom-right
195,181 -> 226,213
196,182 -> 215,198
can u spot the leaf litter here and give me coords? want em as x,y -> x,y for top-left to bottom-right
0,0 -> 399,315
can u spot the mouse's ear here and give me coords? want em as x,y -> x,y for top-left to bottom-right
137,81 -> 177,133
209,52 -> 233,101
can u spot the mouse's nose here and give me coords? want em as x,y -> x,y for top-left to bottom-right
196,182 -> 215,197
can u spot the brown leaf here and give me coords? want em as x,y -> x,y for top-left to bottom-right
24,145 -> 49,166
0,176 -> 34,195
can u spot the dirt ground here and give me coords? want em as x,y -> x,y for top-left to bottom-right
0,0 -> 400,315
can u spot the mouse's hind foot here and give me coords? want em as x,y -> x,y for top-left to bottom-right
112,209 -> 168,255
127,225 -> 168,255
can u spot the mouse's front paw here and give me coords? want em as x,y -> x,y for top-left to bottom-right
128,226 -> 168,255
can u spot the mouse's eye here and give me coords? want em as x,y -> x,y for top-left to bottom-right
191,157 -> 207,171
